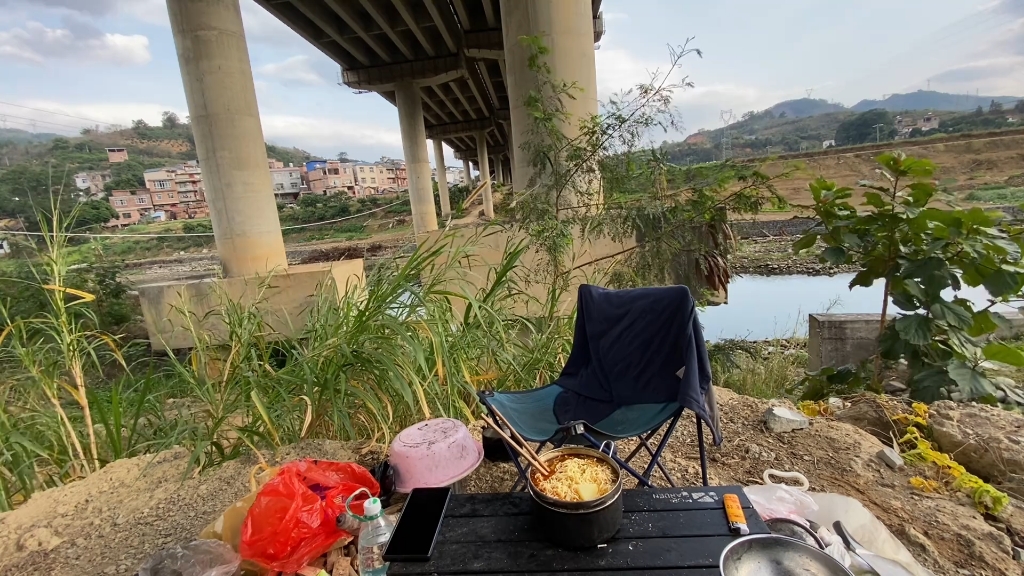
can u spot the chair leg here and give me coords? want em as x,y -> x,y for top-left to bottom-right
696,414 -> 709,487
623,428 -> 661,464
641,412 -> 681,487
578,431 -> 655,488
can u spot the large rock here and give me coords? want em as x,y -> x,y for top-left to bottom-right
763,406 -> 809,433
929,401 -> 1024,494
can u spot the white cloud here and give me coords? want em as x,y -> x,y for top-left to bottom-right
0,19 -> 150,65
240,0 -> 305,47
261,114 -> 403,155
6,97 -> 403,158
596,44 -> 784,134
256,55 -> 327,86
7,100 -> 186,130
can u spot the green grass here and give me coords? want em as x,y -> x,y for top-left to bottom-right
965,187 -> 1024,204
710,339 -> 807,399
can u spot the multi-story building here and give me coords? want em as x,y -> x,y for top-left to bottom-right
74,170 -> 111,197
354,161 -> 387,194
105,147 -> 128,163
895,113 -> 940,139
271,162 -> 303,203
138,161 -> 209,221
305,160 -> 357,196
432,166 -> 466,186
380,160 -> 408,190
106,189 -> 154,227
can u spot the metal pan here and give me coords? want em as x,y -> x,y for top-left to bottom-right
720,534 -> 854,576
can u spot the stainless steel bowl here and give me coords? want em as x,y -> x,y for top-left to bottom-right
720,534 -> 853,576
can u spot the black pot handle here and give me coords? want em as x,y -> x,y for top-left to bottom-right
764,517 -> 825,550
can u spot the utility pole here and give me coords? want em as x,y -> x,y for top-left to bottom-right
720,109 -> 735,160
873,123 -> 885,143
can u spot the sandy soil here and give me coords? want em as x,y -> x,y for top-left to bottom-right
2,389 -> 1019,576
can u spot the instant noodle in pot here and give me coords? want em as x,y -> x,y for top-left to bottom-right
531,455 -> 616,502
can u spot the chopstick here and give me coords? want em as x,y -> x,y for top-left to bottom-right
481,415 -> 552,476
489,405 -> 541,463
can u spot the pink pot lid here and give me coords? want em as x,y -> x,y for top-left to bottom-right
390,418 -> 483,492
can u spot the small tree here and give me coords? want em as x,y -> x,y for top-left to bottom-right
131,119 -> 149,130
337,151 -> 351,162
1015,100 -> 1024,114
990,100 -> 1004,114
161,111 -> 180,129
973,105 -> 985,116
796,152 -> 1024,402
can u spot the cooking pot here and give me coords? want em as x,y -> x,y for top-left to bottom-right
527,445 -> 623,549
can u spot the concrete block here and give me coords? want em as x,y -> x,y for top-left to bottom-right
877,447 -> 905,469
137,260 -> 364,350
1013,546 -> 1024,562
884,380 -> 908,394
807,314 -> 894,371
764,407 -> 810,433
996,310 -> 1024,339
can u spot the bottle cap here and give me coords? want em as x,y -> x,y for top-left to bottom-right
363,497 -> 382,518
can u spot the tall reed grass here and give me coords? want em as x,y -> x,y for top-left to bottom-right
0,218 -> 576,510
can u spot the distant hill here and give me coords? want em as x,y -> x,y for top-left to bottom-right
0,128 -> 62,145
851,90 -> 1021,113
768,98 -> 846,119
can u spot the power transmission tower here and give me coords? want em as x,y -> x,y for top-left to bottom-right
720,110 -> 735,160
805,88 -> 814,98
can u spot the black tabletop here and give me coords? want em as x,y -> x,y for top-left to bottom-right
389,485 -> 769,576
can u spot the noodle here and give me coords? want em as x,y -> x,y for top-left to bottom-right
532,455 -> 616,502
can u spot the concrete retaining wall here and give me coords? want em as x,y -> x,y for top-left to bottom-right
731,218 -> 820,239
807,310 -> 1024,370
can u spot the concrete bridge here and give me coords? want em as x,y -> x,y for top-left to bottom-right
139,0 -> 607,348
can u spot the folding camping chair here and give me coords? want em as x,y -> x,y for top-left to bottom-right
478,386 -> 710,490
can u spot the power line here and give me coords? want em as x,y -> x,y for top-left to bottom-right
3,198 -> 409,238
0,117 -> 79,135
0,101 -> 114,127
0,113 -> 90,131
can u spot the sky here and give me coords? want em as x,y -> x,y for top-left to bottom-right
0,0 -> 1022,164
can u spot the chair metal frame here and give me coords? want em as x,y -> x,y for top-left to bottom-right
479,391 -> 710,491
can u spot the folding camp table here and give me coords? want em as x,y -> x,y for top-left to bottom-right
388,486 -> 768,575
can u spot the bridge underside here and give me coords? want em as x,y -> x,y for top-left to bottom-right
254,0 -> 604,160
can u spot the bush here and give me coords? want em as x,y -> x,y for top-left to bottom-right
965,187 -> 1024,204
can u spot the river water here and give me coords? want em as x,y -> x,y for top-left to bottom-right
699,273 -> 1017,341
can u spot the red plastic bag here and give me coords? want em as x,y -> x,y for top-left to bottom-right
239,459 -> 379,573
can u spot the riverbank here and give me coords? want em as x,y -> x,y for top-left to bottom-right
731,237 -> 859,276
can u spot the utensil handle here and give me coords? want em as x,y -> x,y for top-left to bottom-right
832,521 -> 868,555
482,415 -> 551,475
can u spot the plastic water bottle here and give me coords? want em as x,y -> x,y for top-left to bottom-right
357,497 -> 394,576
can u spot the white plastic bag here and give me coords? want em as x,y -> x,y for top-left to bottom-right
743,483 -> 819,525
804,493 -> 934,576
139,540 -> 241,576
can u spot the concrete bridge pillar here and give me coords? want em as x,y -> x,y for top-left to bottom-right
140,0 -> 365,350
433,138 -> 451,218
396,82 -> 439,234
167,0 -> 286,277
476,132 -> 493,218
500,0 -> 599,199
462,158 -> 472,186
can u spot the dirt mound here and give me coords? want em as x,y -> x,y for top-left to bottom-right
296,242 -> 393,265
2,391 -> 1020,576
930,400 -> 1024,498
620,389 -> 1019,576
0,441 -> 360,576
